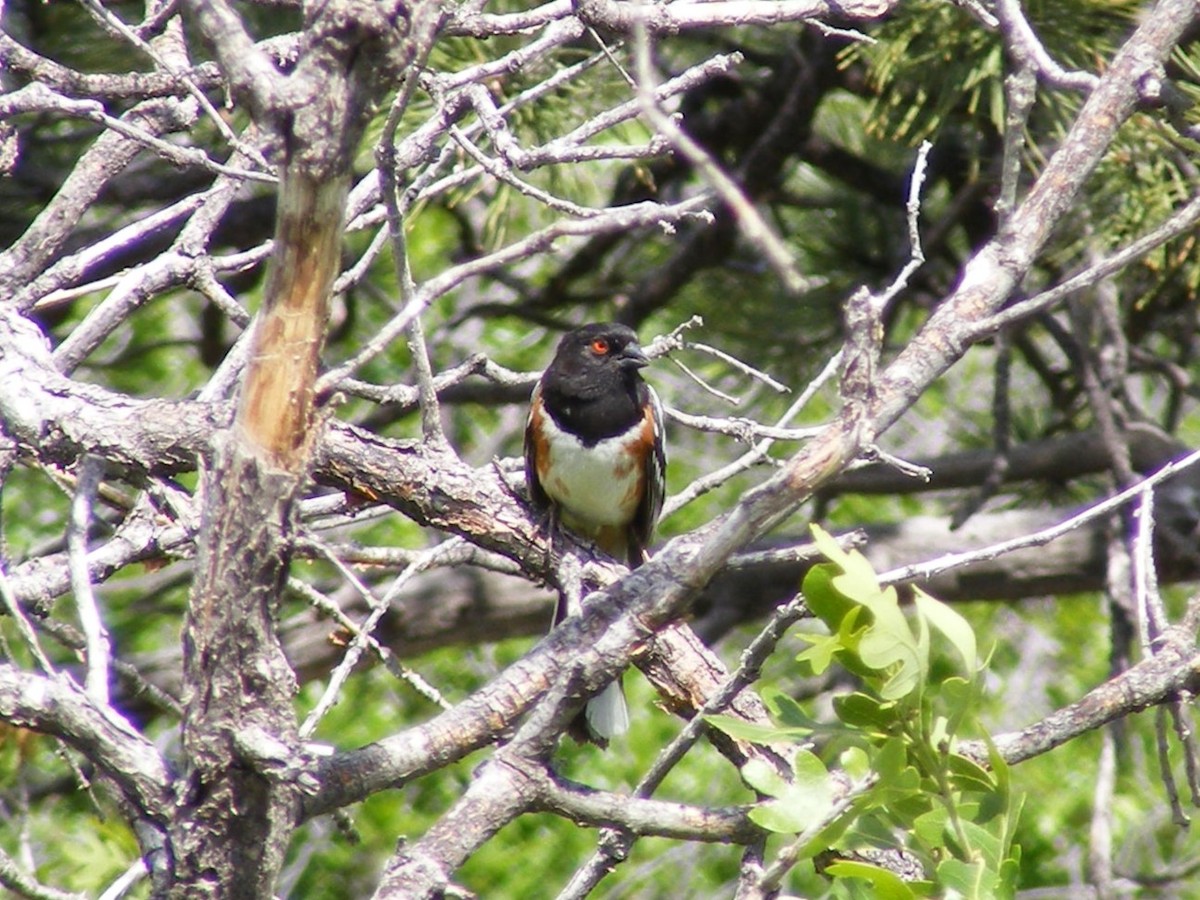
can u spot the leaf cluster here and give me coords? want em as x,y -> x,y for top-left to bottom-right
713,527 -> 1020,897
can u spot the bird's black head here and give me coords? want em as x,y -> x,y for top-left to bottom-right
550,323 -> 648,385
538,322 -> 653,441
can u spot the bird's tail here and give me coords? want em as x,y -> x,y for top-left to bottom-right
584,679 -> 628,746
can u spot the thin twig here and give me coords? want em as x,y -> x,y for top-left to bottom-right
972,191 -> 1200,337
78,0 -> 274,172
628,16 -> 816,296
995,0 -> 1098,92
68,456 -> 111,705
878,449 -> 1200,586
663,351 -> 840,519
751,775 -> 878,896
96,858 -> 148,900
298,540 -> 461,738
316,196 -> 711,392
683,342 -> 791,395
669,355 -> 741,406
0,560 -> 58,677
665,407 -> 822,443
1088,726 -> 1117,896
0,847 -> 86,900
374,25 -> 448,448
1,84 -> 272,183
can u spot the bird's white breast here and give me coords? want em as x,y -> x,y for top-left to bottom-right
537,413 -> 643,532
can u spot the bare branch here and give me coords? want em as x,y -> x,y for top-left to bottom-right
995,0 -> 1099,92
530,764 -> 759,843
575,0 -> 898,34
961,626 -> 1200,766
0,848 -> 86,900
0,664 -> 171,821
877,450 -> 1200,586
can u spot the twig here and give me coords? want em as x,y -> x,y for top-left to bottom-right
1132,490 -> 1167,652
77,0 -> 274,172
683,342 -> 791,395
52,252 -> 193,374
553,53 -> 742,150
995,63 -> 1036,225
669,355 -> 741,405
750,775 -> 878,896
296,538 -> 523,575
374,23 -> 449,449
68,456 -> 111,706
447,0 -> 573,38
1157,705 -> 1189,827
1088,726 -> 1118,896
663,351 -> 840,519
628,14 -> 816,296
576,0 -> 900,35
96,858 -> 148,900
876,140 -> 931,309
0,847 -> 86,900
995,0 -> 1098,92
331,223 -> 391,298
449,124 -> 605,218
531,765 -> 758,843
405,313 -> 449,446
0,563 -> 58,678
297,540 -> 461,738
664,407 -> 821,444
877,449 -> 1200,586
1168,696 -> 1200,808
27,192 -> 209,312
0,84 -> 272,183
971,191 -> 1200,337
316,195 -> 712,391
950,0 -> 999,29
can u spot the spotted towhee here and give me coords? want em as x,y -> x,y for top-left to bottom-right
524,323 -> 666,744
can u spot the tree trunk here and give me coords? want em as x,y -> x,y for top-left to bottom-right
168,167 -> 347,896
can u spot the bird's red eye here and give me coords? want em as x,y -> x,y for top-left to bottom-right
590,338 -> 609,354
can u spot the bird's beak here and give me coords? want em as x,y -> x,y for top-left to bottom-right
618,344 -> 649,370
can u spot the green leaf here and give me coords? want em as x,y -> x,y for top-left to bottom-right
802,562 -> 857,630
746,751 -> 835,834
823,860 -> 919,899
811,523 -> 883,602
742,758 -> 791,798
912,806 -> 948,850
936,857 -> 1001,900
809,523 -> 854,571
956,817 -> 1004,869
840,746 -> 871,780
834,692 -> 899,733
795,630 -> 844,676
939,676 -> 977,738
858,607 -> 923,700
947,753 -> 996,795
912,587 -> 978,672
871,738 -> 923,801
762,688 -> 827,732
793,748 -> 832,791
874,737 -> 909,784
996,855 -> 1021,900
704,714 -> 809,745
749,802 -> 809,834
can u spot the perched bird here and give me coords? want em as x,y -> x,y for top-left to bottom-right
524,323 -> 666,744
